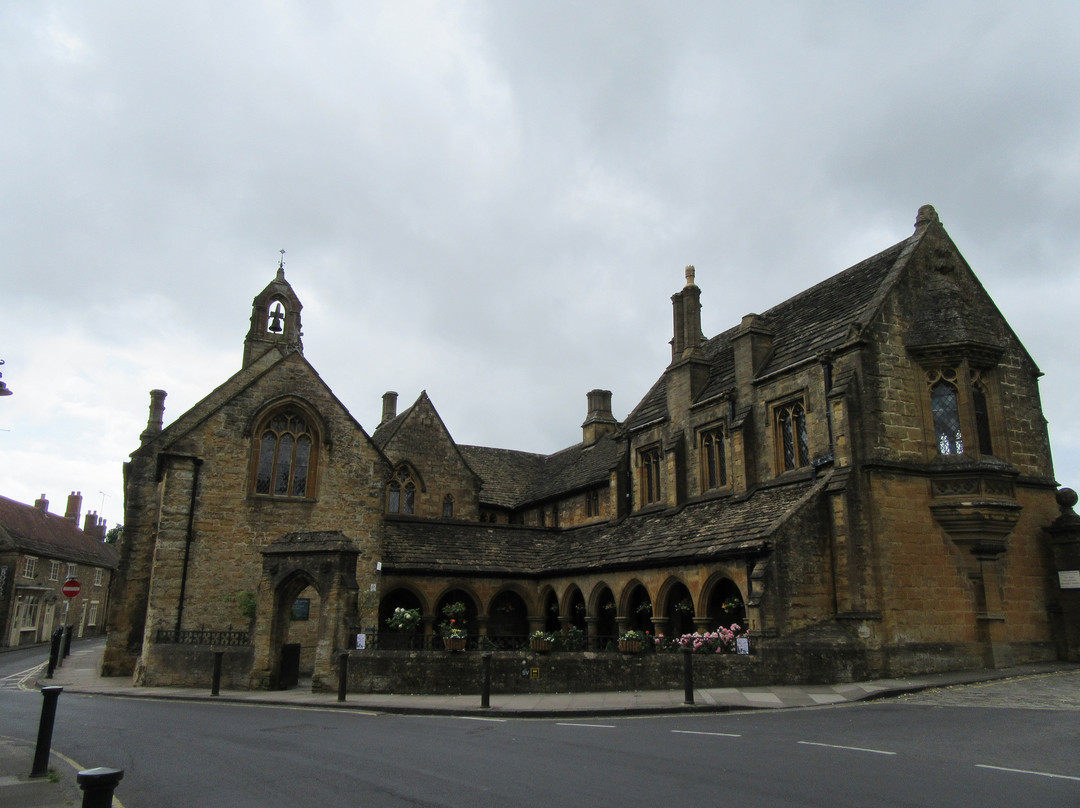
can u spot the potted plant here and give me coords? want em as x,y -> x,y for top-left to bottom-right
529,630 -> 555,652
618,629 -> 645,653
439,601 -> 467,651
385,606 -> 421,632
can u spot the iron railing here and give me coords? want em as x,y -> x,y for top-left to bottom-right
154,629 -> 250,646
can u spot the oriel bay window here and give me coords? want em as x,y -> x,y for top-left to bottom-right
254,407 -> 319,497
925,367 -> 996,458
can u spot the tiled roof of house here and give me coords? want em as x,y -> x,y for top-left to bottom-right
382,476 -> 822,575
625,231 -> 921,430
457,445 -> 546,508
0,496 -> 119,569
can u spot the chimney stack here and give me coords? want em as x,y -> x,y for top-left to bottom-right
140,389 -> 168,445
670,265 -> 705,364
65,491 -> 82,522
83,511 -> 106,540
582,389 -> 618,444
381,391 -> 399,425
34,494 -> 49,512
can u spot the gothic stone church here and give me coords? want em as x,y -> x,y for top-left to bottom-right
102,205 -> 1075,691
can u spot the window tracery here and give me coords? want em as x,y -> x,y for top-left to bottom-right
254,409 -> 317,497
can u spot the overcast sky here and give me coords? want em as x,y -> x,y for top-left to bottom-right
3,2 -> 1079,530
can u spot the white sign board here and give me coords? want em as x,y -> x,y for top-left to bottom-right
736,637 -> 750,655
1058,570 -> 1080,590
355,633 -> 367,650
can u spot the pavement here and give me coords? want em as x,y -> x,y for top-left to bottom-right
3,639 -> 1078,808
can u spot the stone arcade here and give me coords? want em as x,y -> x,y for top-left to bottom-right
102,206 -> 1078,692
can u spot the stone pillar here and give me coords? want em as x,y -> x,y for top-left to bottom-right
1046,488 -> 1080,662
651,616 -> 671,640
584,617 -> 599,650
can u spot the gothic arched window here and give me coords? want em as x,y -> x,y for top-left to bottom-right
254,409 -> 317,497
930,376 -> 964,456
776,401 -> 809,471
388,467 -> 417,514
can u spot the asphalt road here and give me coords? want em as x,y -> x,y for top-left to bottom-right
2,646 -> 1078,807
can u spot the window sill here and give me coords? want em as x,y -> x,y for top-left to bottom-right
249,493 -> 318,504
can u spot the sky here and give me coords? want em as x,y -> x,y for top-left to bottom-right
2,1 -> 1079,531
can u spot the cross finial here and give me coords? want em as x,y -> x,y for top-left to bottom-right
277,249 -> 286,280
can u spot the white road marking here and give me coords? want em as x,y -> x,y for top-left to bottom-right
557,722 -> 616,729
671,730 -> 742,737
976,764 -> 1080,782
798,741 -> 896,755
455,716 -> 507,722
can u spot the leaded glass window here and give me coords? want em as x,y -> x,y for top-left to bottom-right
931,379 -> 963,455
388,468 -> 416,514
701,428 -> 727,489
776,401 -> 809,470
255,411 -> 316,497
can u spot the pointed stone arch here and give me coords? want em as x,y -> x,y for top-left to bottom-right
487,587 -> 529,649
703,572 -> 747,629
621,580 -> 654,633
589,582 -> 618,647
378,586 -> 427,650
251,531 -> 360,691
539,586 -> 561,633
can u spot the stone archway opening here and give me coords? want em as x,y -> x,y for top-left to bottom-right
488,590 -> 528,649
708,578 -> 746,629
542,590 -> 560,633
665,581 -> 695,638
595,586 -> 617,648
627,584 -> 654,635
270,572 -> 321,690
435,589 -> 478,648
378,588 -> 424,650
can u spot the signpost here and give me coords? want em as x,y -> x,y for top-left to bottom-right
61,579 -> 81,598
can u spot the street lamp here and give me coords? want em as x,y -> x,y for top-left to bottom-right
0,360 -> 10,397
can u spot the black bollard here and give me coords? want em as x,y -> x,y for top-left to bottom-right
211,651 -> 224,696
46,630 -> 62,678
78,767 -> 124,808
30,686 -> 63,778
63,625 -> 73,659
480,652 -> 492,708
682,647 -> 694,705
337,652 -> 348,703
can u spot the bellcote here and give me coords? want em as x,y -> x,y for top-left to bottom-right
243,256 -> 304,368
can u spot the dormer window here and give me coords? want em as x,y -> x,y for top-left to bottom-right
253,407 -> 318,498
700,427 -> 727,490
639,447 -> 662,505
775,400 -> 809,471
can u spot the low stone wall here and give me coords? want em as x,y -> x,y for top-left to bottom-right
136,643 -> 254,689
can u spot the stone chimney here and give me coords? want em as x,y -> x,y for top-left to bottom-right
670,265 -> 705,364
582,389 -> 618,444
83,511 -> 106,540
140,389 -> 167,445
732,313 -> 774,400
65,491 -> 82,523
381,391 -> 399,425
34,494 -> 49,513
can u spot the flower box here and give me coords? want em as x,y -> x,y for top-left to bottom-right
443,636 -> 466,652
618,639 -> 643,654
530,638 -> 553,653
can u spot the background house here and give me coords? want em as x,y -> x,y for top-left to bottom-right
0,491 -> 118,647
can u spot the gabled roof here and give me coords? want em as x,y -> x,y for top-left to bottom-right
382,475 -> 824,575
625,226 -> 924,430
0,496 -> 118,569
457,445 -> 546,509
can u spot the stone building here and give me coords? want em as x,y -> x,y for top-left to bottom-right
1,491 -> 118,647
103,206 -> 1075,690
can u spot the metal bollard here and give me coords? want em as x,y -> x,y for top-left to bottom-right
30,686 -> 63,778
63,625 -> 73,659
211,651 -> 224,696
682,647 -> 694,705
480,652 -> 492,708
46,630 -> 62,678
78,767 -> 124,808
338,652 -> 349,702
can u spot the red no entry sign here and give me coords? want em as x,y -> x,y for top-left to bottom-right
61,579 -> 81,598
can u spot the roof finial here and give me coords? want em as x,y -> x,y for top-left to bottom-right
685,265 -> 696,287
277,249 -> 286,280
914,205 -> 939,232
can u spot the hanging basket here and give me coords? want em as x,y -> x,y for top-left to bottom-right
442,636 -> 466,652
